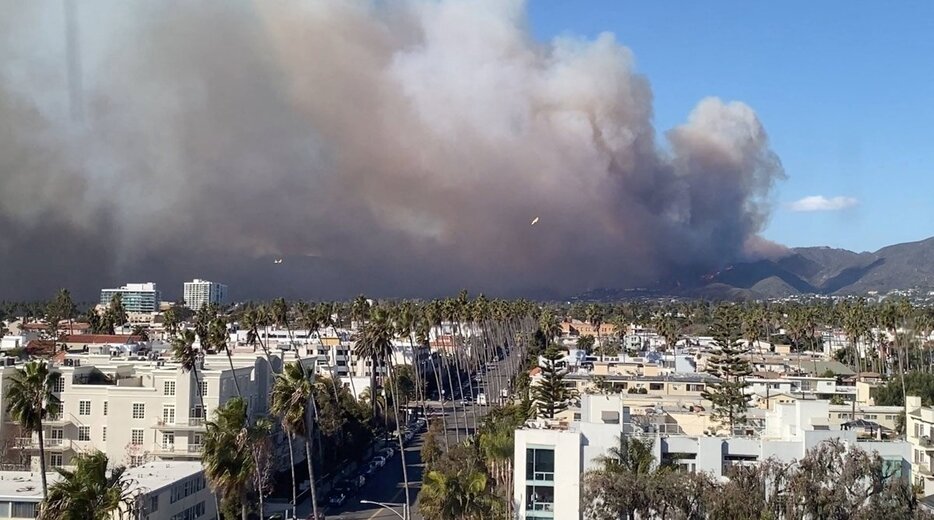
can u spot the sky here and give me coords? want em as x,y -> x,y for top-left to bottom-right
529,1 -> 934,252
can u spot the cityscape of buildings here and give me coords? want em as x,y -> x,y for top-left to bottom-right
0,287 -> 933,518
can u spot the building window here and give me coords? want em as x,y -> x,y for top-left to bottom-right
163,432 -> 175,448
132,403 -> 146,419
163,406 -> 176,425
52,376 -> 65,393
130,455 -> 144,467
526,448 -> 555,482
164,381 -> 176,396
78,426 -> 90,441
649,383 -> 664,391
11,502 -> 38,518
198,381 -> 208,397
49,454 -> 63,468
150,496 -> 159,513
102,427 -> 107,442
79,400 -> 91,416
131,429 -> 144,445
687,384 -> 705,392
525,485 -> 555,513
103,401 -> 108,416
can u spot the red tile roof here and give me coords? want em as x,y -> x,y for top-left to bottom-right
25,340 -> 57,357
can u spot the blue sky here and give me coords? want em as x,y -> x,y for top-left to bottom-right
528,1 -> 934,252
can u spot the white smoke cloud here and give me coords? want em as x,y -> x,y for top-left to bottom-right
789,195 -> 858,212
0,0 -> 784,300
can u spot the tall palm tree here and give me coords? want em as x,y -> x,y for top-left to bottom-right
354,312 -> 394,421
170,329 -> 221,516
40,451 -> 136,520
202,397 -> 254,520
270,362 -> 320,520
7,361 -> 61,500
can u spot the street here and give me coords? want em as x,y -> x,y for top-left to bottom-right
295,346 -> 521,520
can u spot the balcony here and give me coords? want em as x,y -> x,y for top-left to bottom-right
153,418 -> 206,431
151,443 -> 203,457
13,437 -> 73,451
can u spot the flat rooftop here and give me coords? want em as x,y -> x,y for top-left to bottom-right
0,461 -> 204,501
126,461 -> 204,493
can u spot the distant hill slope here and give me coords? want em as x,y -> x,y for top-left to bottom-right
696,236 -> 934,298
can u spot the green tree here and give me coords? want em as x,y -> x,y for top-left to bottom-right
269,362 -> 320,520
577,335 -> 595,355
202,398 -> 254,520
700,307 -> 752,434
532,348 -> 571,419
40,451 -> 136,520
6,361 -> 61,501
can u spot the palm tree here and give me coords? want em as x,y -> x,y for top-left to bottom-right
170,329 -> 221,516
6,361 -> 61,500
270,362 -> 320,520
354,312 -> 394,421
40,451 -> 136,520
202,397 -> 254,520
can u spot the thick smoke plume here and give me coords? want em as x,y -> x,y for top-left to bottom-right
0,0 -> 784,301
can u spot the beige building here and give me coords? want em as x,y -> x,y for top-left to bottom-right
3,352 -> 310,473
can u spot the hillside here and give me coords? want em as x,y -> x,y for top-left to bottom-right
696,236 -> 934,298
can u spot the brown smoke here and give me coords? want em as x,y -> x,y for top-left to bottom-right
0,0 -> 784,301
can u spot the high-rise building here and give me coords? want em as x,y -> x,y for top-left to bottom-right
183,279 -> 228,309
100,282 -> 161,313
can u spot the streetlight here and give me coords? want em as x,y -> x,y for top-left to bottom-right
359,500 -> 408,520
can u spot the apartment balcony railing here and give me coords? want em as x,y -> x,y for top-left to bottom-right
153,418 -> 206,431
152,443 -> 204,456
13,437 -> 73,451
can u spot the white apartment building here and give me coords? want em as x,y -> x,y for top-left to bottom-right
0,461 -> 214,520
1,351 -> 309,474
514,394 -> 910,520
907,396 -> 934,497
100,283 -> 162,313
183,279 -> 228,310
745,375 -> 857,402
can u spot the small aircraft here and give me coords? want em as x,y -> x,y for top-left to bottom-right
530,217 -> 540,226
274,258 -> 283,264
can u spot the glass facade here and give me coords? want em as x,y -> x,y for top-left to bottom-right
525,448 -> 555,518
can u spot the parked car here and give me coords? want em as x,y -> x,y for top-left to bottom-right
329,492 -> 347,507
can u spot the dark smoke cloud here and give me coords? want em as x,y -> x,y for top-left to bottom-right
0,0 -> 784,302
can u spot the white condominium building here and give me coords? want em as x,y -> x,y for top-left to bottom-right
100,282 -> 161,313
0,352 -> 311,474
183,279 -> 228,310
513,394 -> 910,520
